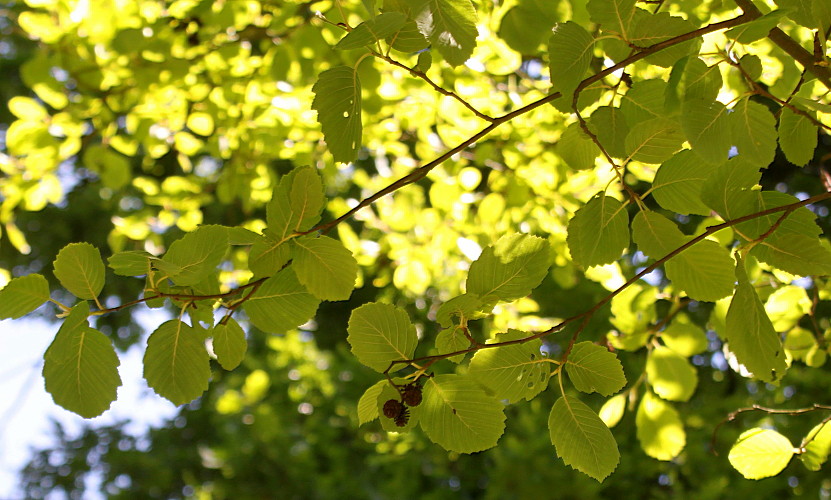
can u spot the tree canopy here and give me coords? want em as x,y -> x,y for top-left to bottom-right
3,0 -> 831,497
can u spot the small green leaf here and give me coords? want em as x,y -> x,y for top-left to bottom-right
243,268 -> 320,334
287,166 -> 326,233
651,150 -> 718,216
801,421 -> 831,471
43,302 -> 121,418
436,293 -> 487,327
620,79 -> 668,126
587,0 -> 636,39
248,233 -> 292,278
312,66 -> 362,163
556,122 -> 601,170
158,225 -> 229,286
357,380 -> 386,425
681,99 -> 732,164
347,302 -> 418,372
599,394 -> 626,429
700,156 -> 761,218
0,274 -> 50,319
466,233 -> 551,302
548,21 -> 595,97
435,326 -> 469,363
108,251 -> 152,277
729,428 -> 794,479
335,12 -> 407,50
646,345 -> 697,402
211,318 -> 247,371
661,317 -> 708,357
588,106 -> 630,158
292,235 -> 357,301
778,107 -> 817,166
53,242 -> 106,300
144,320 -> 210,406
469,330 -> 550,403
751,233 -> 831,277
567,192 -> 630,268
386,19 -> 429,52
630,12 -> 699,67
624,117 -> 684,164
636,391 -> 686,461
420,374 -> 506,453
725,256 -> 788,383
566,341 -> 626,396
549,395 -> 620,482
730,98 -> 777,168
411,0 -> 478,66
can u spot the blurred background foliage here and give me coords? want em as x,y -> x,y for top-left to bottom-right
1,0 -> 830,497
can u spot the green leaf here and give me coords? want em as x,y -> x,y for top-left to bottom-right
651,150 -> 718,216
729,428 -> 794,479
420,374 -> 506,453
599,394 -> 626,428
312,66 -> 362,163
158,225 -> 229,286
357,380 -> 386,425
144,320 -> 210,406
548,395 -> 620,482
631,211 -> 735,301
624,117 -> 684,164
43,302 -> 121,418
661,317 -> 708,357
469,329 -> 549,403
801,421 -> 831,471
243,268 -> 320,334
620,79 -> 668,126
700,156 -> 761,218
466,233 -> 551,302
725,256 -> 788,383
587,0 -> 636,39
636,391 -> 685,461
566,341 -> 626,396
556,122 -> 601,170
248,233 -> 292,278
630,12 -> 699,67
287,166 -> 326,233
751,233 -> 831,277
292,235 -> 357,301
725,9 -> 788,43
588,106 -> 630,158
667,57 -> 722,105
548,21 -> 595,97
436,293 -> 487,327
681,99 -> 732,164
566,192 -> 630,268
347,302 -> 418,372
386,19 -> 429,52
335,12 -> 407,50
736,191 -> 821,240
53,242 -> 106,300
646,345 -> 697,402
108,251 -> 152,277
778,107 -> 817,166
435,326 -> 469,363
211,318 -> 247,370
0,274 -> 50,319
730,98 -> 777,168
412,0 -> 478,66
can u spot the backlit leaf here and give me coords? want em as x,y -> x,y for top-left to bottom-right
661,317 -> 708,357
729,428 -> 794,479
411,0 -> 478,66
567,192 -> 629,268
566,341 -> 626,396
548,21 -> 595,97
357,380 -> 386,425
588,106 -> 630,158
630,12 -> 699,67
312,66 -> 362,163
751,233 -> 831,277
469,329 -> 549,403
158,225 -> 229,286
53,242 -> 105,300
466,233 -> 550,302
144,320 -> 210,405
725,256 -> 788,383
243,267 -> 320,333
730,98 -> 777,168
587,0 -> 636,39
0,274 -> 50,319
778,107 -> 817,166
108,251 -> 152,277
347,302 -> 418,372
599,394 -> 626,428
211,318 -> 247,371
646,345 -> 697,402
651,150 -> 718,216
636,391 -> 685,460
801,421 -> 831,471
420,374 -> 506,453
435,326 -> 469,363
292,235 -> 357,301
549,395 -> 620,481
681,99 -> 732,164
335,12 -> 407,50
624,117 -> 684,164
43,302 -> 121,418
556,122 -> 601,170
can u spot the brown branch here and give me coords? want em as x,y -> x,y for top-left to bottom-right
307,12 -> 755,236
384,191 -> 831,372
711,403 -> 831,455
733,0 -> 831,91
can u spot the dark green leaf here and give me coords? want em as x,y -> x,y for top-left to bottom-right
312,66 -> 362,163
567,192 -> 630,268
0,274 -> 50,319
243,268 -> 320,334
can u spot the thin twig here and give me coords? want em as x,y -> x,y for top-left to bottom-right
711,403 -> 831,455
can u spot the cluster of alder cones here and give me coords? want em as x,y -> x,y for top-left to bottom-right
382,383 -> 423,427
